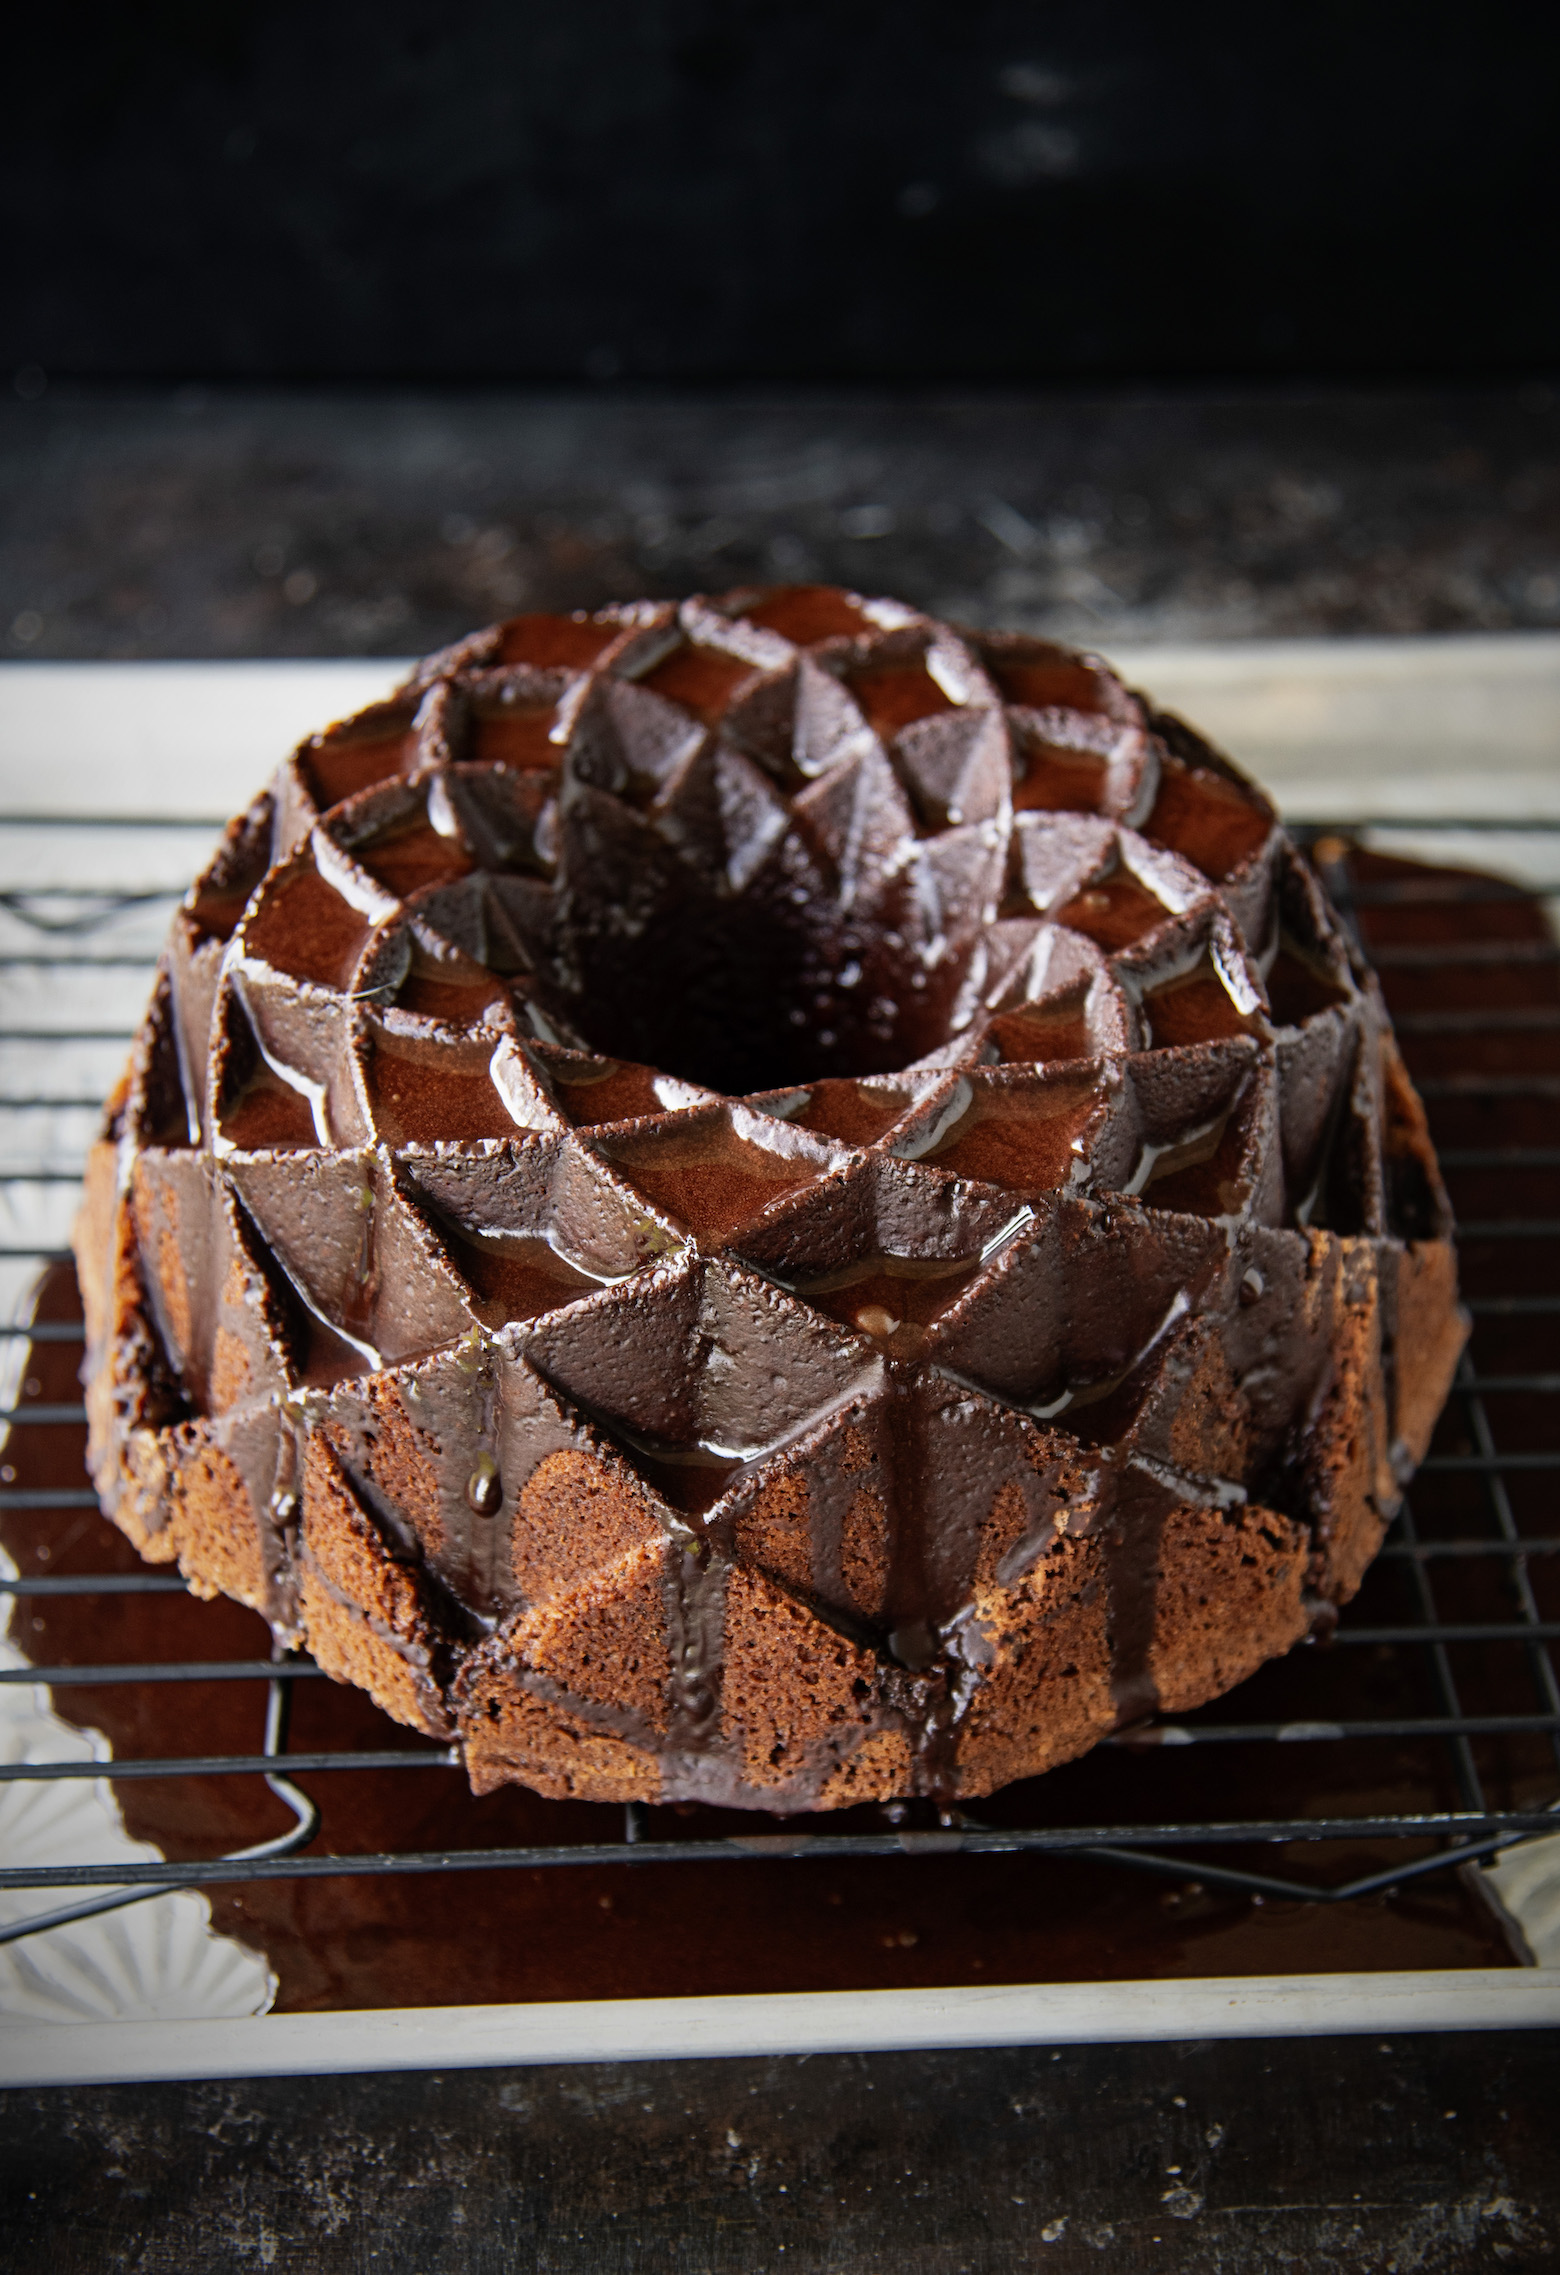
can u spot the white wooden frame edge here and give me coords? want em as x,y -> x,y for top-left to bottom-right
2,1970 -> 1557,2089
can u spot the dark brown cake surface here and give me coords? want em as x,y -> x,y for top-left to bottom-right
73,586 -> 1467,1809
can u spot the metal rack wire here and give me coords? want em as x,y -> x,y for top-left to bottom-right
1,810 -> 1557,1949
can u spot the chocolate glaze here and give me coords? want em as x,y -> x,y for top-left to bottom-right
72,589 -> 1466,1814
7,1234 -> 1525,2013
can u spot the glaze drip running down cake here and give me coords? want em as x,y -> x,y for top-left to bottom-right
74,588 -> 1467,1808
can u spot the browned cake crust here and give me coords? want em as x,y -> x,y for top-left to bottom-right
73,587 -> 1466,1809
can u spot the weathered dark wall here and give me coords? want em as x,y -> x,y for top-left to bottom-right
2,2034 -> 1555,2272
7,1 -> 1558,384
5,382 -> 1559,659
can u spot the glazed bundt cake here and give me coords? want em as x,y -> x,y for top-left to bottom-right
74,586 -> 1467,1809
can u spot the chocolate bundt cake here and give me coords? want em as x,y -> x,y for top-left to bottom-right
74,586 -> 1467,1809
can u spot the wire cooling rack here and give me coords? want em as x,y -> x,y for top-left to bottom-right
1,809 -> 1557,1953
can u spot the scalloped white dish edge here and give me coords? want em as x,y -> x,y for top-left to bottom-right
0,1543 -> 276,2026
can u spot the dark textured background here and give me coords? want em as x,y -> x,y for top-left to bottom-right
6,1 -> 1559,386
2,2035 -> 1557,2272
4,381 -> 1560,659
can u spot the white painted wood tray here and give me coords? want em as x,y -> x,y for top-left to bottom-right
2,636 -> 1557,2087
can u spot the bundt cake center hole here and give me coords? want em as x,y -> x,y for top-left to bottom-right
555,902 -> 975,1093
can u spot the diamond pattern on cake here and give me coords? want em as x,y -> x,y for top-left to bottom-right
523,1253 -> 881,1509
588,1102 -> 844,1248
